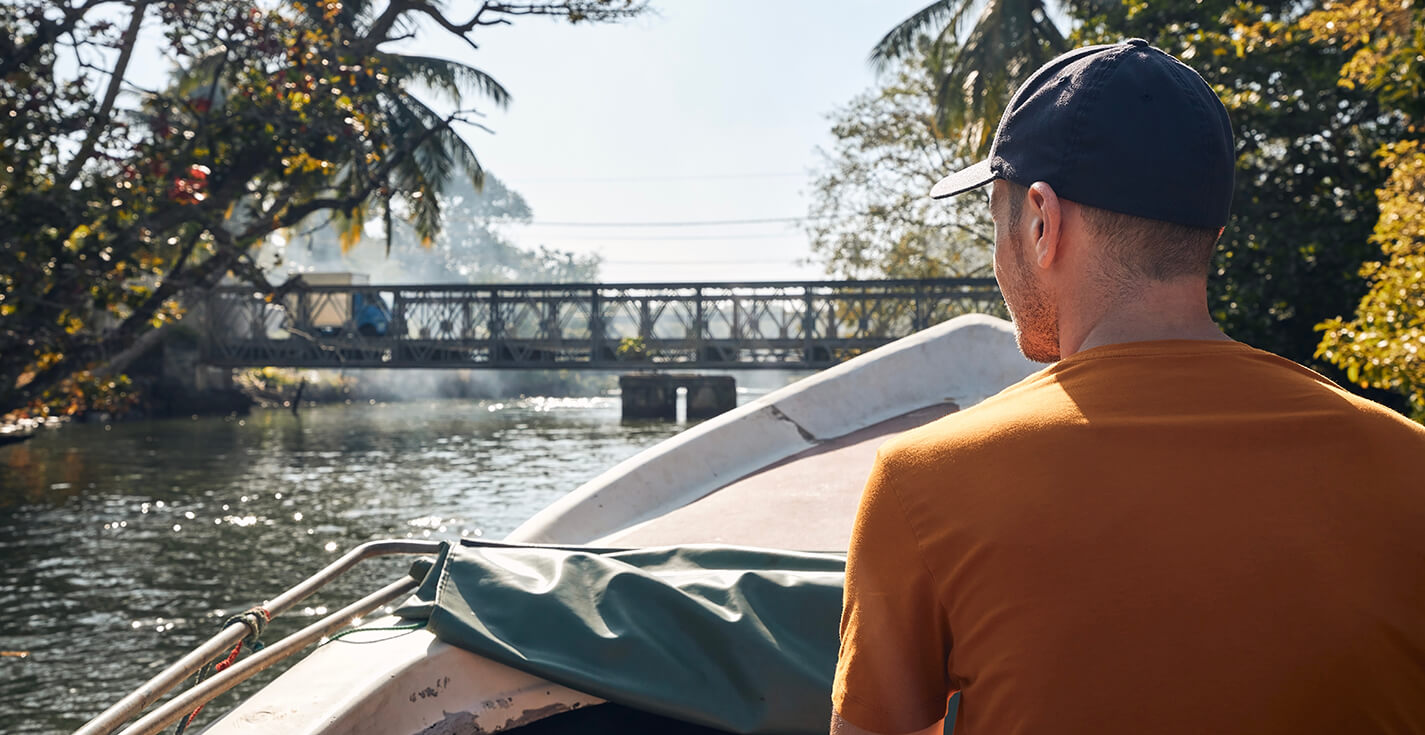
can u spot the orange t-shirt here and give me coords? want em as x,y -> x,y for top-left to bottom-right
834,340 -> 1425,735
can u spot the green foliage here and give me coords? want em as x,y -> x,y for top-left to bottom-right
807,50 -> 994,280
1070,1 -> 1406,369
1300,0 -> 1425,121
1312,1 -> 1425,417
0,0 -> 641,420
872,0 -> 1067,155
1317,141 -> 1425,416
616,337 -> 647,360
869,0 -> 1410,376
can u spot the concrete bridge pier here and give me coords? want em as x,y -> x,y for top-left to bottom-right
619,374 -> 736,420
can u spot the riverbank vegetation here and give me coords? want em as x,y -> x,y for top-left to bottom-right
811,0 -> 1423,418
0,0 -> 641,423
6,1 -> 1420,423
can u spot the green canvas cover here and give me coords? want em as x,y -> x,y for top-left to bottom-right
395,539 -> 848,735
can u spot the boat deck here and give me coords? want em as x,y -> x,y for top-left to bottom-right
603,402 -> 959,551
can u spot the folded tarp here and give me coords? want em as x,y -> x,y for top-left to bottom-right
395,539 -> 848,735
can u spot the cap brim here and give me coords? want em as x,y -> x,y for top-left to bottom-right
929,159 -> 994,199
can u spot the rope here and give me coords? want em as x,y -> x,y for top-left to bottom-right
219,607 -> 271,646
321,622 -> 424,646
173,607 -> 270,735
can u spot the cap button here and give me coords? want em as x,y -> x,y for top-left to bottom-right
1125,38 -> 1149,47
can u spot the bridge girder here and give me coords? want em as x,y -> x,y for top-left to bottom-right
199,279 -> 1005,370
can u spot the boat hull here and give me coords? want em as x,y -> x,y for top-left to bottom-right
203,314 -> 1035,734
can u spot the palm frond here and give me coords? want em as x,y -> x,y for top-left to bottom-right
341,0 -> 378,22
928,0 -> 1068,156
871,0 -> 975,72
443,126 -> 485,192
329,203 -> 367,254
380,53 -> 511,108
382,193 -> 394,255
395,90 -> 484,189
381,96 -> 450,242
364,76 -> 490,244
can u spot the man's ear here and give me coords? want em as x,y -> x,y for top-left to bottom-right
1026,182 -> 1061,269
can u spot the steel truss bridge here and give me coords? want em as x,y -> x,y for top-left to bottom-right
200,278 -> 1005,370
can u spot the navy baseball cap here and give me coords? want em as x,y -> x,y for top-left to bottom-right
930,38 -> 1235,229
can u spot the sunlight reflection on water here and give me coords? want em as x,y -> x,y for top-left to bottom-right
0,396 -> 687,733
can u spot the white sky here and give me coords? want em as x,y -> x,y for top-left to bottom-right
404,0 -> 934,283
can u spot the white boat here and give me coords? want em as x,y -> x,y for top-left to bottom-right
84,314 -> 1035,735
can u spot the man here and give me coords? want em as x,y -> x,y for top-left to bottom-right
831,39 -> 1425,735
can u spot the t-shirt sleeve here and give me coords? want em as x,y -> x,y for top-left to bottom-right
833,446 -> 954,733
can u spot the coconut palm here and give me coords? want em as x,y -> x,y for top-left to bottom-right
872,0 -> 1067,155
0,0 -> 642,418
164,0 -> 519,253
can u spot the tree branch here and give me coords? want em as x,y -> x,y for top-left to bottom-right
364,0 -> 415,46
0,0 -> 119,79
56,1 -> 151,191
483,3 -> 642,21
163,228 -> 206,284
9,241 -> 243,408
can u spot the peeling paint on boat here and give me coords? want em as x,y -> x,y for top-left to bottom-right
409,700 -> 576,735
205,631 -> 604,734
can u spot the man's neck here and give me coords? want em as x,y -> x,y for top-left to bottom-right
1058,279 -> 1230,359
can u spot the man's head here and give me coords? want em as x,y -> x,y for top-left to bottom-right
933,39 -> 1234,361
988,179 -> 1221,361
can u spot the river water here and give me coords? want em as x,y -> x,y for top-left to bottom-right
0,397 -> 703,734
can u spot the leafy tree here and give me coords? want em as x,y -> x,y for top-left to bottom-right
1072,1 -> 1408,371
866,1 -> 1405,372
1312,0 -> 1425,417
873,0 -> 1067,155
0,0 -> 640,420
807,49 -> 994,280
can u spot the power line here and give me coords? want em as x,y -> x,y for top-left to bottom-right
534,233 -> 796,242
520,216 -> 806,228
603,259 -> 798,265
506,171 -> 804,184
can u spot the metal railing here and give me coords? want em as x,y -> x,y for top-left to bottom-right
75,540 -> 443,735
199,278 -> 1005,369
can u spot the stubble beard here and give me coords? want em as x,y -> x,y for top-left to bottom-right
1004,234 -> 1061,363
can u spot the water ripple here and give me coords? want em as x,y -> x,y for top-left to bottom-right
0,397 -> 687,733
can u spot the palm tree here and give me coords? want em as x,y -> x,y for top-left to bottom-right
0,0 -> 642,418
294,0 -> 512,251
164,0 -> 542,257
872,0 -> 1067,156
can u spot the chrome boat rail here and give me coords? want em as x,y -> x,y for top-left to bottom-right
74,539 -> 443,735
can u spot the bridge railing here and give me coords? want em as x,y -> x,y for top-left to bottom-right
199,278 -> 1005,369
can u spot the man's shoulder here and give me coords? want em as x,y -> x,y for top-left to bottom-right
876,340 -> 1425,467
1327,385 -> 1425,440
1236,345 -> 1425,438
876,370 -> 1068,465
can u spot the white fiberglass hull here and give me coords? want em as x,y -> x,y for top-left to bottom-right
203,314 -> 1035,734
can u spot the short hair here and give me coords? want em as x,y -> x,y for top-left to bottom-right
1003,181 -> 1219,281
